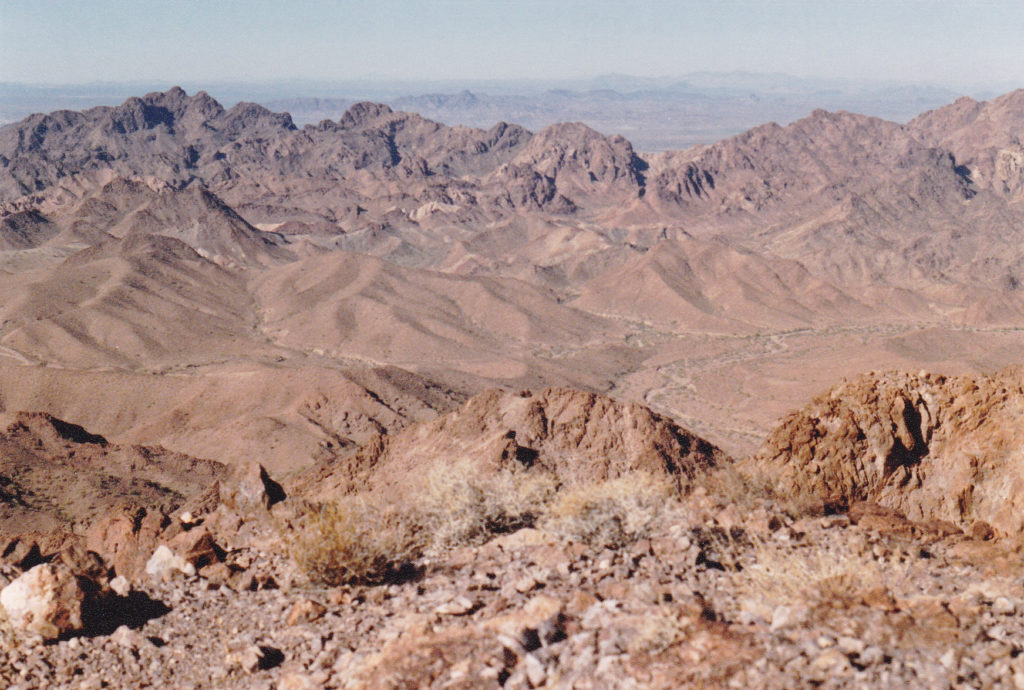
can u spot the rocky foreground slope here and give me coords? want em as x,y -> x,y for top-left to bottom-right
1,378 -> 1024,688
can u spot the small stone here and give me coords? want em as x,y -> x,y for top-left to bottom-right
277,673 -> 318,690
993,597 -> 1016,615
737,610 -> 764,626
227,644 -> 281,673
812,649 -> 852,674
199,561 -> 233,585
564,590 -> 599,616
514,576 -> 539,594
287,598 -> 327,626
860,646 -> 885,666
837,636 -> 866,656
110,625 -> 149,650
436,595 -> 476,616
987,625 -> 1008,641
939,648 -> 958,669
145,545 -> 195,579
770,605 -> 810,631
109,575 -> 131,597
524,653 -> 546,687
972,521 -> 996,541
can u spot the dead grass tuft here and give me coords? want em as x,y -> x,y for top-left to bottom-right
542,472 -> 673,548
698,463 -> 827,518
289,463 -> 696,583
733,538 -> 912,611
410,460 -> 556,554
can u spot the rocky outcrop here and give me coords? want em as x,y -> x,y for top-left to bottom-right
0,411 -> 226,535
751,368 -> 1024,535
295,387 -> 728,501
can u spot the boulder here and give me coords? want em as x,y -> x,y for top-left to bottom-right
145,545 -> 196,579
223,462 -> 286,512
167,526 -> 222,570
86,504 -> 171,580
0,563 -> 88,639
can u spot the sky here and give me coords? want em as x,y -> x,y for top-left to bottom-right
1,0 -> 1022,88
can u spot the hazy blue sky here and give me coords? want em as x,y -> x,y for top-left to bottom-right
1,0 -> 1022,87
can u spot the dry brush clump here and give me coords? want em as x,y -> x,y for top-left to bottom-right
728,537 -> 915,615
287,496 -> 421,586
287,461 -> 556,584
410,459 -> 556,555
696,462 -> 827,519
288,461 -> 698,584
541,472 -> 675,548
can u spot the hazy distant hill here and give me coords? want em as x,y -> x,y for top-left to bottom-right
1,74 -> 967,151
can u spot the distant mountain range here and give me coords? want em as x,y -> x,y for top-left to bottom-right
0,74 -> 992,151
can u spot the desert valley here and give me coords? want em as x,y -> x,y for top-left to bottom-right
0,85 -> 1024,687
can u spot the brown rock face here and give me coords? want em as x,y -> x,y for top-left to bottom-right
751,368 -> 1024,535
85,505 -> 171,580
166,527 -> 222,570
908,90 -> 1024,199
295,387 -> 727,500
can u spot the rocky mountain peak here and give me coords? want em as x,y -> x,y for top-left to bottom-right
216,101 -> 295,134
338,102 -> 395,129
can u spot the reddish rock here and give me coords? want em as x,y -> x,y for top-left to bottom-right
0,537 -> 43,569
286,598 -> 327,626
751,369 -> 1024,535
86,505 -> 170,581
223,462 -> 286,513
292,388 -> 728,502
167,526 -> 221,570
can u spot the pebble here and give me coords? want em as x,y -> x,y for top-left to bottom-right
993,597 -> 1016,615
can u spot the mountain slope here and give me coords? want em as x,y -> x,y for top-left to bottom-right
573,238 -> 874,332
253,250 -> 624,386
0,233 -> 257,368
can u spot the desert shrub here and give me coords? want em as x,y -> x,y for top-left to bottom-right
542,472 -> 673,548
289,496 -> 420,586
291,463 -> 689,581
410,460 -> 556,554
